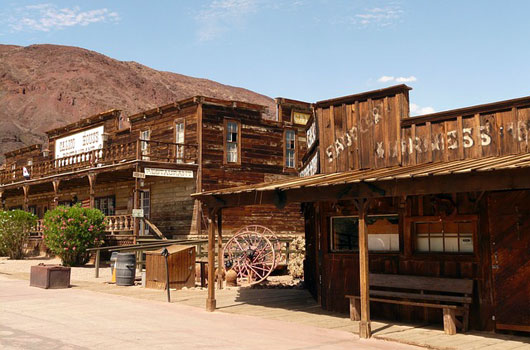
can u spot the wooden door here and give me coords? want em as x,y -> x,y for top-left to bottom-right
488,191 -> 530,332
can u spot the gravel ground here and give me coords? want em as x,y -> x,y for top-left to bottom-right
0,256 -> 111,283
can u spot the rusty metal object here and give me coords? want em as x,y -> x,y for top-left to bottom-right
223,225 -> 279,286
30,264 -> 71,289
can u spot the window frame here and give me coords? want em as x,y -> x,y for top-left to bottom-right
94,195 -> 116,216
405,215 -> 478,257
140,129 -> 151,160
283,128 -> 297,171
330,214 -> 400,254
223,118 -> 241,165
175,119 -> 186,163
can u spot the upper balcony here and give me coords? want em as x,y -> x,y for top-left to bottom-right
0,139 -> 198,186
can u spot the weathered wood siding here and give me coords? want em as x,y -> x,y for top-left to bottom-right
307,193 -> 496,331
200,104 -> 305,237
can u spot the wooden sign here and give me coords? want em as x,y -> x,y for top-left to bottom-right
293,111 -> 311,125
132,209 -> 144,218
306,120 -> 318,149
133,172 -> 146,179
55,126 -> 104,159
144,168 -> 193,178
300,151 -> 319,177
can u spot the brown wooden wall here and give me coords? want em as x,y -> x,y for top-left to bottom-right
401,105 -> 530,166
317,91 -> 409,173
306,193 -> 497,331
200,104 -> 305,237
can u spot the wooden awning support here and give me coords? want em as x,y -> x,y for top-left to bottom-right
206,207 -> 218,312
88,173 -> 96,208
23,185 -> 29,211
355,198 -> 371,339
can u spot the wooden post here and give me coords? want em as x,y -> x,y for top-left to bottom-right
52,180 -> 60,209
88,173 -> 96,208
94,249 -> 100,278
133,166 -> 140,244
0,190 -> 4,210
356,198 -> 371,339
23,185 -> 29,211
206,208 -> 217,312
217,209 -> 223,290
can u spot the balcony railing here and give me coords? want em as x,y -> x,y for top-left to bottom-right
31,215 -> 134,236
0,140 -> 198,185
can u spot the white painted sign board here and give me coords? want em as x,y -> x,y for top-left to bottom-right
55,126 -> 104,159
144,168 -> 194,178
132,209 -> 144,218
133,172 -> 146,179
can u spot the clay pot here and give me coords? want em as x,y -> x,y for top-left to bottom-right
226,269 -> 237,287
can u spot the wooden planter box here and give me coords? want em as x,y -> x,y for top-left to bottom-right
30,264 -> 71,289
145,245 -> 195,290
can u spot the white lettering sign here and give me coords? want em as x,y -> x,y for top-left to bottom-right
132,209 -> 144,218
300,152 -> 319,177
55,126 -> 104,159
144,168 -> 194,178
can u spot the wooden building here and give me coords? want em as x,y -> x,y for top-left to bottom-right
193,85 -> 530,337
0,96 -> 311,244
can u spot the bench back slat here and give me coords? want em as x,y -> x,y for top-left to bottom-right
369,273 -> 473,294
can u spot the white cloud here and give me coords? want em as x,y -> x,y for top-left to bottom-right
395,76 -> 417,83
8,4 -> 120,32
354,5 -> 403,27
195,0 -> 259,42
377,75 -> 417,83
377,75 -> 395,83
410,103 -> 435,116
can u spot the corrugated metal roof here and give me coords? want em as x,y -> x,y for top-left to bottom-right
193,152 -> 530,198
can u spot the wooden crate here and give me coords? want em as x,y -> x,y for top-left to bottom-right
145,245 -> 195,290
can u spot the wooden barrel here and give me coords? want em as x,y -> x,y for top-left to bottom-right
115,253 -> 136,286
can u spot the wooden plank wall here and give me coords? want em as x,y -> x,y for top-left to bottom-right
401,105 -> 530,166
306,194 -> 495,331
319,93 -> 407,172
200,104 -> 305,237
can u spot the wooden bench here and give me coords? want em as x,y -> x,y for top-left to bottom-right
346,273 -> 473,335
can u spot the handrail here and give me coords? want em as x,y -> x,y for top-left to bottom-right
0,139 -> 199,185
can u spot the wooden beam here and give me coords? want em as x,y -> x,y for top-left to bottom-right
193,167 -> 530,209
206,208 -> 217,312
0,190 -> 4,210
217,209 -> 223,290
88,173 -> 96,209
52,179 -> 60,209
355,199 -> 371,339
133,165 -> 140,243
23,185 -> 29,211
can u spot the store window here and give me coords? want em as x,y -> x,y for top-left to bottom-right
330,215 -> 399,252
94,196 -> 115,216
285,129 -> 296,169
413,219 -> 475,254
224,119 -> 240,164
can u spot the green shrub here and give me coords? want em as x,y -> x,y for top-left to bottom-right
42,205 -> 105,266
0,210 -> 37,259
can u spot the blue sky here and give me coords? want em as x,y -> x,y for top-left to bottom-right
1,0 -> 529,115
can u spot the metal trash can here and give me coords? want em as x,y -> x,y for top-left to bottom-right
115,253 -> 136,286
30,264 -> 71,289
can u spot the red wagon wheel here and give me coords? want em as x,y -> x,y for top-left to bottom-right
223,226 -> 277,286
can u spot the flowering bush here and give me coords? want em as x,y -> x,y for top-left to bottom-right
42,205 -> 105,266
0,210 -> 37,259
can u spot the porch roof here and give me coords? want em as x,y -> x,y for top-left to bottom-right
192,152 -> 530,208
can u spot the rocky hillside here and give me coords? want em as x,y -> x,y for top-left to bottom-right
0,44 -> 275,162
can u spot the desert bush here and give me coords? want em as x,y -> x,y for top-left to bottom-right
287,236 -> 306,279
42,205 -> 105,266
0,210 -> 37,259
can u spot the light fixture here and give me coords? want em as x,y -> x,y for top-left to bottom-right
102,133 -> 110,142
42,149 -> 49,157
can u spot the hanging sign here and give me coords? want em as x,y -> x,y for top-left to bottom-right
132,209 -> 144,218
293,111 -> 311,125
144,168 -> 193,178
22,166 -> 30,179
300,151 -> 319,177
55,126 -> 104,159
133,172 -> 146,179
